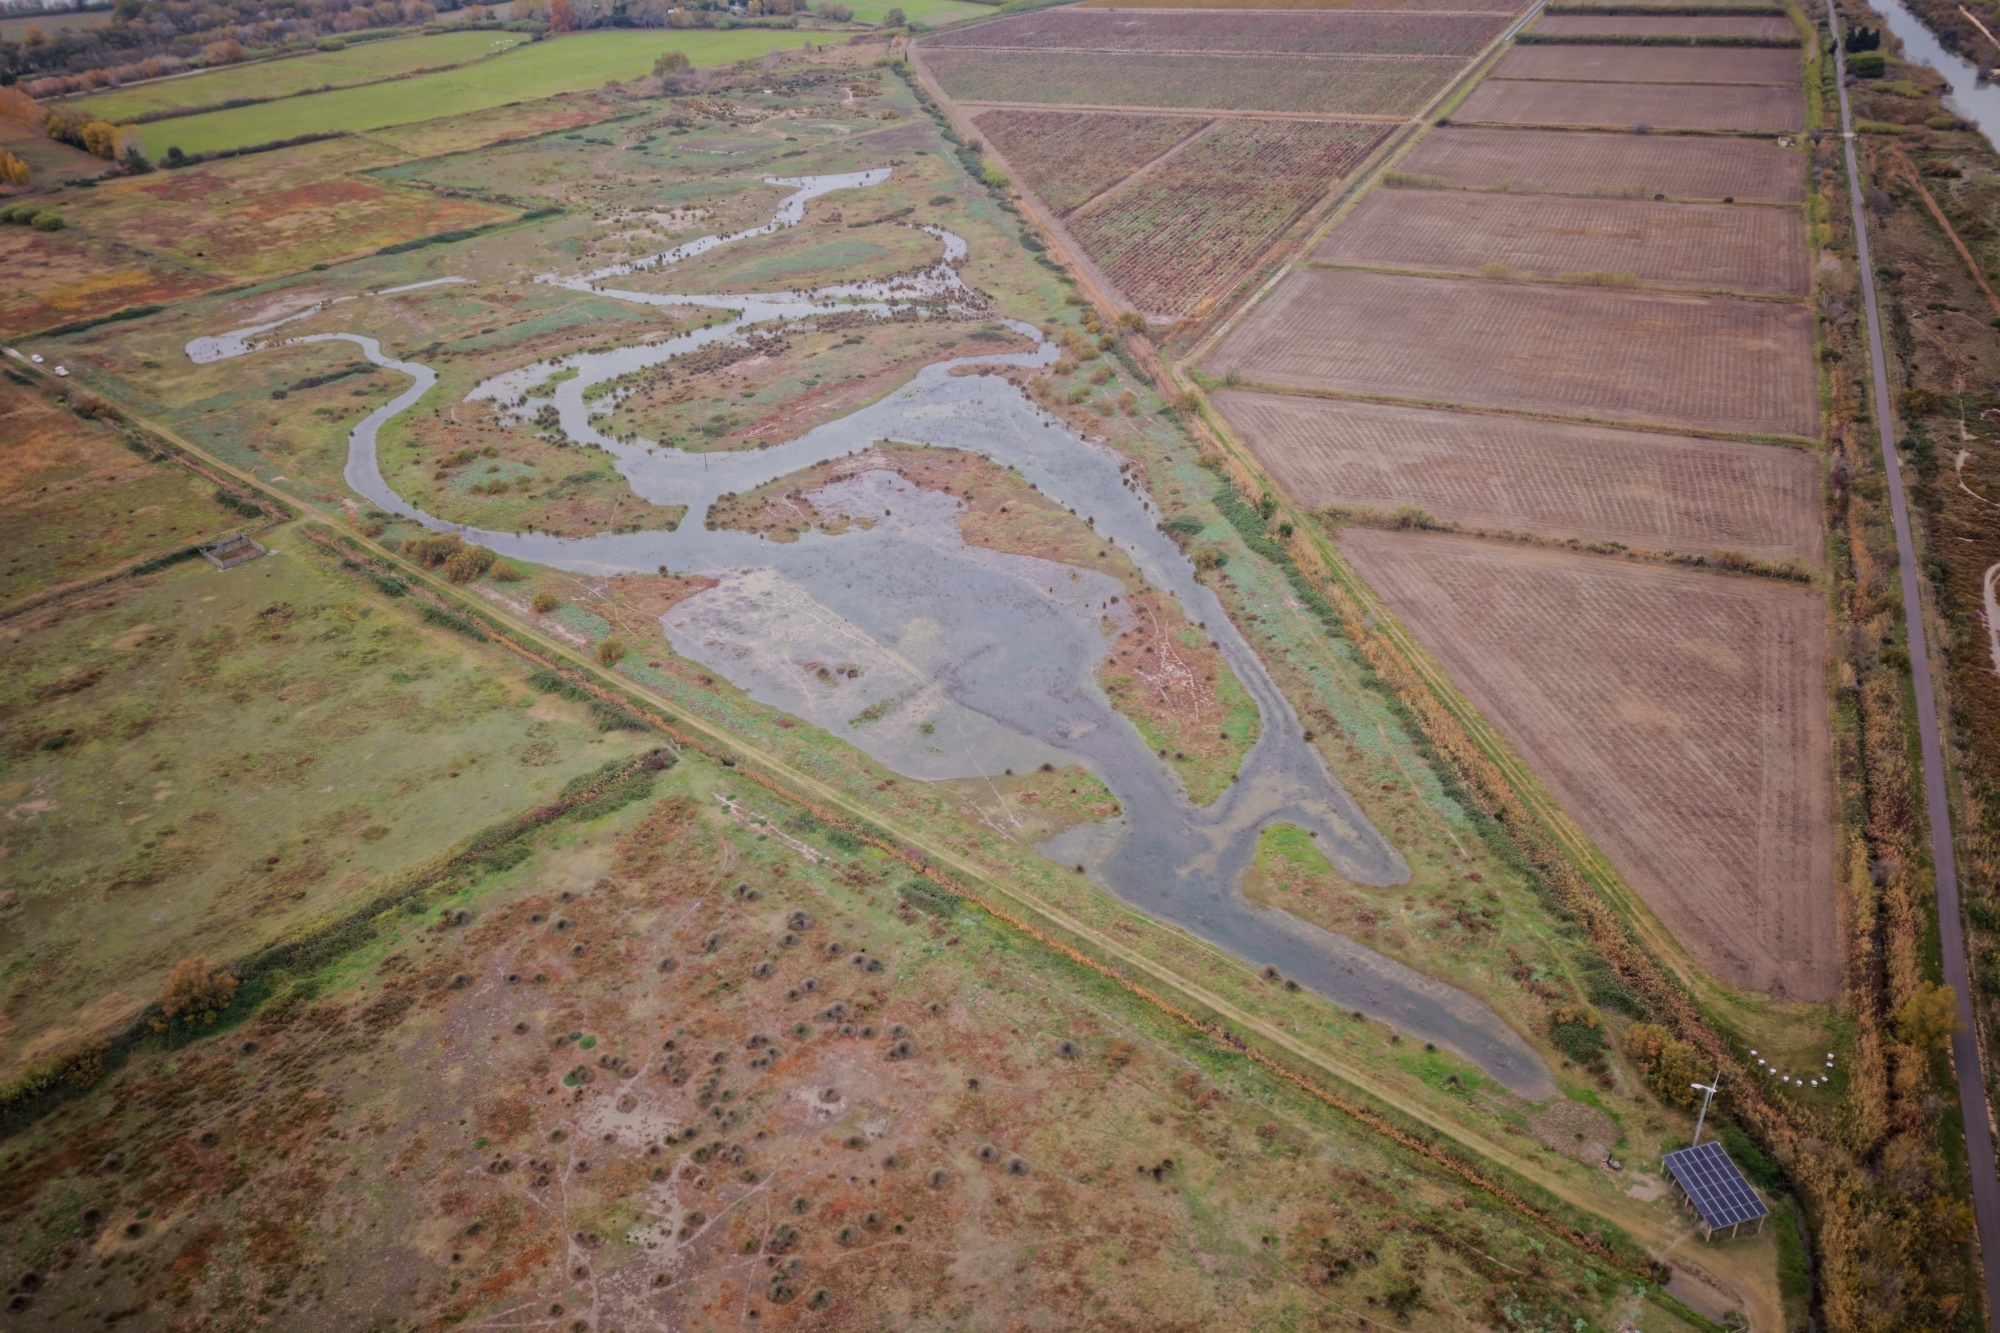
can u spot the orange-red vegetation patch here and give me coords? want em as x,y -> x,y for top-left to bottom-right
0,227 -> 220,333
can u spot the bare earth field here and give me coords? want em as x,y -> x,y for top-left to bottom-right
1078,0 -> 1528,9
971,109 -> 1210,214
1214,391 -> 1824,562
1530,12 -> 1798,37
1314,188 -> 1809,294
1451,79 -> 1804,131
1491,43 -> 1802,84
1209,268 -> 1819,436
1393,125 -> 1805,202
920,48 -> 1466,116
922,8 -> 1513,54
1339,530 -> 1837,1001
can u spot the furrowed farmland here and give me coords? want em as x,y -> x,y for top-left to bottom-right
922,48 -> 1466,115
1393,125 -> 1805,202
1529,11 -> 1799,37
1068,119 -> 1389,315
1490,42 -> 1803,84
1214,392 -> 1824,562
971,109 -> 1209,214
1314,188 -> 1809,294
1339,530 -> 1836,1001
1451,78 -> 1805,131
921,8 -> 1515,54
1212,269 -> 1818,436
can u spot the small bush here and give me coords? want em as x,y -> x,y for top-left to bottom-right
596,637 -> 627,665
532,590 -> 559,613
161,956 -> 239,1026
1849,50 -> 1886,77
32,213 -> 65,232
489,559 -> 522,582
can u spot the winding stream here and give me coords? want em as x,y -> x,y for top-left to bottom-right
189,172 -> 1553,1097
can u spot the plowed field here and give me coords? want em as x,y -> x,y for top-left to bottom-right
1209,269 -> 1818,436
1531,12 -> 1797,37
922,49 -> 1464,115
1492,43 -> 1801,83
972,109 -> 1209,214
1452,78 -> 1803,130
924,9 -> 1511,54
1079,0 -> 1524,8
1396,126 -> 1804,201
1068,119 -> 1389,314
1338,530 -> 1836,1000
1314,189 -> 1808,294
1215,392 -> 1823,561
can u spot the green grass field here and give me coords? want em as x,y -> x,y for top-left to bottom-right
132,28 -> 824,158
843,0 -> 998,24
71,30 -> 521,124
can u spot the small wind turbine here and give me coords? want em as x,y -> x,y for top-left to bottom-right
1691,1073 -> 1722,1146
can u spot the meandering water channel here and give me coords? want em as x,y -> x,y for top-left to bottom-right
189,172 -> 1554,1098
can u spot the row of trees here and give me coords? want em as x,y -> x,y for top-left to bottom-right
1,0 -> 451,90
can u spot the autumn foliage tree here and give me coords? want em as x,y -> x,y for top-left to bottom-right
160,956 -> 239,1027
0,150 -> 27,187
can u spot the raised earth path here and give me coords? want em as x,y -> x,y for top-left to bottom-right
1829,4 -> 2000,1325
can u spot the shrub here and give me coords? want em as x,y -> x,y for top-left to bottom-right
532,590 -> 559,614
1849,50 -> 1886,77
489,560 -> 522,582
0,149 -> 27,186
596,637 -> 627,665
882,5 -> 905,23
653,49 -> 691,75
32,212 -> 64,232
161,956 -> 239,1026
1894,981 -> 1961,1052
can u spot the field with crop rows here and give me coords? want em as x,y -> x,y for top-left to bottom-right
1067,119 -> 1388,314
1078,0 -> 1524,8
1492,43 -> 1801,83
1216,392 -> 1823,560
923,48 -> 1463,115
1451,78 -> 1803,131
1211,269 -> 1817,435
924,8 -> 1512,55
1531,12 -> 1797,37
1395,125 -> 1803,201
1314,189 -> 1808,293
973,109 -> 1209,214
1339,530 -> 1836,1000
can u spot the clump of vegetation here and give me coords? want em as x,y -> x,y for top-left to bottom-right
159,956 -> 239,1028
403,532 -> 500,583
596,637 -> 627,666
532,590 -> 560,613
1620,1023 -> 1704,1108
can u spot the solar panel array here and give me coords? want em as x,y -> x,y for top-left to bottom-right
1663,1140 -> 1769,1230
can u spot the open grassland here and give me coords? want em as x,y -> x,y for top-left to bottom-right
1215,391 -> 1824,562
921,49 -> 1465,116
1451,78 -> 1803,131
0,227 -> 220,336
1491,42 -> 1801,84
0,525 -> 652,1084
1313,188 -> 1809,294
361,89 -> 630,157
922,8 -> 1513,54
1210,269 -> 1819,436
0,774 -> 1667,1331
68,29 -> 521,124
1531,11 -> 1798,37
0,390 -> 252,610
1339,530 -> 1837,1001
48,137 -> 514,282
1394,125 -> 1804,202
128,28 -> 824,158
971,109 -> 1209,215
1068,119 -> 1389,315
0,8 -> 104,36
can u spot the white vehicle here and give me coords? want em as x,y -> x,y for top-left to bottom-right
29,353 -> 43,363
51,366 -> 69,377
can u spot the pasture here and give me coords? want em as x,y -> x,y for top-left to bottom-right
1451,78 -> 1804,131
1491,42 -> 1801,84
0,389 -> 252,609
1339,530 -> 1836,1001
1216,392 -> 1824,561
973,109 -> 1209,214
1210,269 -> 1819,436
68,29 -> 519,124
128,27 -> 825,158
922,8 -> 1513,54
1313,188 -> 1809,294
1068,119 -> 1388,315
921,48 -> 1465,116
1394,124 -> 1805,202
